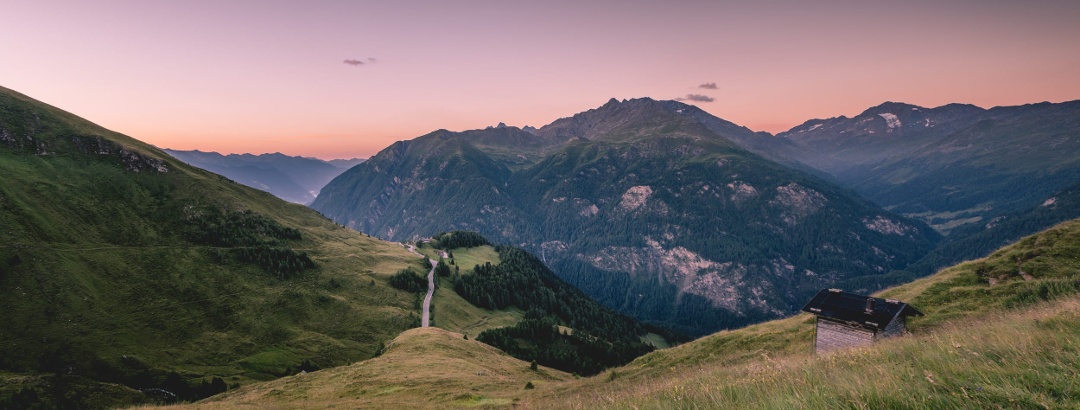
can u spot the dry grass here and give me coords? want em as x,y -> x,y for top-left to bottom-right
531,296 -> 1080,409
163,328 -> 571,409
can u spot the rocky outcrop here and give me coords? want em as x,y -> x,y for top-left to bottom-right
72,135 -> 169,173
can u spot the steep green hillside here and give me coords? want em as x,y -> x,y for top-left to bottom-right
313,98 -> 939,336
0,86 -> 424,407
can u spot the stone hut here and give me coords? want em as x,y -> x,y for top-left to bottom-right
801,288 -> 923,354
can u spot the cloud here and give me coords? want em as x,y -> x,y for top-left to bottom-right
676,94 -> 715,103
344,57 -> 378,67
698,82 -> 718,89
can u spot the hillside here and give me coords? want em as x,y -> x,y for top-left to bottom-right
313,97 -> 939,336
168,212 -> 1080,409
164,149 -> 363,204
175,327 -> 574,409
0,86 -> 423,407
419,232 -> 678,376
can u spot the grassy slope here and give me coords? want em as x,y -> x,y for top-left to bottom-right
530,217 -> 1080,408
182,327 -> 572,409
432,276 -> 524,338
549,292 -> 1080,409
191,217 -> 1080,409
0,86 -> 427,401
430,246 -> 522,337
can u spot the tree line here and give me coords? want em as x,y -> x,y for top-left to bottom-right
451,243 -> 677,375
187,208 -> 315,279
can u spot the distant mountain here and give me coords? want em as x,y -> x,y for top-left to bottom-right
312,98 -> 939,336
0,86 -> 419,407
326,157 -> 366,169
163,149 -> 364,204
874,178 -> 1080,287
772,100 -> 1080,235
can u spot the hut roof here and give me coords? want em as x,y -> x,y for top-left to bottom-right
801,289 -> 922,331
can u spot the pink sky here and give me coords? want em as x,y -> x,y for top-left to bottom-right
2,1 -> 1079,159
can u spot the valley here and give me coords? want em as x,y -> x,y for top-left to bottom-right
2,85 -> 1079,408
5,1 -> 1079,408
163,150 -> 364,205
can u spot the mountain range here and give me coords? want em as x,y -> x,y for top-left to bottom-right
312,96 -> 1080,336
163,149 -> 365,204
772,100 -> 1080,235
762,100 -> 1080,290
312,97 -> 942,336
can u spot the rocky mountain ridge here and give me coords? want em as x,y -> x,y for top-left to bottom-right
313,97 -> 940,336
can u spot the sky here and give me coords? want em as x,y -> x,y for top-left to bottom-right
2,1 -> 1079,159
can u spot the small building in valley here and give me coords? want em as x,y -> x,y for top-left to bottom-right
801,288 -> 923,354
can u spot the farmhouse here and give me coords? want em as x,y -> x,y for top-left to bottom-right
801,288 -> 923,354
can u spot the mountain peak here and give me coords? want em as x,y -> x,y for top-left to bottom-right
859,101 -> 924,117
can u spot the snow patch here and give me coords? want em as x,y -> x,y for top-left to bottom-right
1042,197 -> 1057,207
808,123 -> 824,132
878,113 -> 901,129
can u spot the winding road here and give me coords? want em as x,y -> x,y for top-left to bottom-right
405,243 -> 438,328
421,257 -> 436,327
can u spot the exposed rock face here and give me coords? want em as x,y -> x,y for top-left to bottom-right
579,203 -> 599,217
771,183 -> 826,225
727,181 -> 758,203
618,186 -> 652,211
584,237 -> 741,312
862,216 -> 916,236
120,149 -> 169,173
0,126 -> 14,144
71,135 -> 168,173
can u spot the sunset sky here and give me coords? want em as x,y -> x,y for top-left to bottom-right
2,1 -> 1079,159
